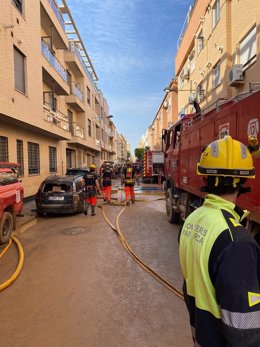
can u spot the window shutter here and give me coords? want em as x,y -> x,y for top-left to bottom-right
14,47 -> 25,93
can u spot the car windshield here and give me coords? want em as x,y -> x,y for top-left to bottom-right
0,172 -> 18,186
43,183 -> 72,193
66,169 -> 88,176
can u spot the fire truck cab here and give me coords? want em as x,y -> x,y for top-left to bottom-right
163,88 -> 260,238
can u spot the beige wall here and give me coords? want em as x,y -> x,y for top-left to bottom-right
147,80 -> 178,150
0,0 -> 123,197
176,0 -> 260,116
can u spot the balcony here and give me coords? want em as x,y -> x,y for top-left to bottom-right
64,42 -> 84,77
71,122 -> 84,139
43,101 -> 70,133
68,122 -> 87,146
40,1 -> 67,49
48,0 -> 65,30
41,40 -> 69,95
66,82 -> 85,112
65,41 -> 97,90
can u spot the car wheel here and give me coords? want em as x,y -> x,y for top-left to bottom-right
0,212 -> 14,244
166,188 -> 180,224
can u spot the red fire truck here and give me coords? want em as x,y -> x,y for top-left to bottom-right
163,88 -> 260,237
142,150 -> 164,183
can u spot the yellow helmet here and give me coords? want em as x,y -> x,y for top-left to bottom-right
197,136 -> 255,178
90,164 -> 96,169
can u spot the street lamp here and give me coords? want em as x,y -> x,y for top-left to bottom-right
92,114 -> 113,120
164,87 -> 178,92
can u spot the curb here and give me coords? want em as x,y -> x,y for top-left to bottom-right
15,214 -> 38,235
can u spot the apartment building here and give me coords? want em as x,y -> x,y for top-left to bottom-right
147,79 -> 178,151
176,0 -> 260,117
0,0 -> 117,198
115,132 -> 128,164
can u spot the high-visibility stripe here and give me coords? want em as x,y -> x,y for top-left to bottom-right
222,308 -> 260,329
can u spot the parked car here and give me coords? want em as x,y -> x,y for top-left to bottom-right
35,175 -> 85,215
65,167 -> 89,177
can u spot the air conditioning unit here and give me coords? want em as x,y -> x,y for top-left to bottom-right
183,66 -> 190,80
229,64 -> 245,85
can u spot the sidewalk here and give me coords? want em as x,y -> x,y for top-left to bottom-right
16,199 -> 38,235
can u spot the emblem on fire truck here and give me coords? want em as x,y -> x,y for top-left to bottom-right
219,123 -> 229,138
247,118 -> 259,137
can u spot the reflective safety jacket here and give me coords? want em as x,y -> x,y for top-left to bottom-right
179,194 -> 260,347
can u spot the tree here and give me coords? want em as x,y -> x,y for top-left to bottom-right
134,148 -> 144,160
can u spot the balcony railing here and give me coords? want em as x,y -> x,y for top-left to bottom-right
70,82 -> 83,102
177,3 -> 194,50
71,122 -> 84,139
41,39 -> 68,82
48,0 -> 65,30
68,41 -> 98,90
43,101 -> 69,131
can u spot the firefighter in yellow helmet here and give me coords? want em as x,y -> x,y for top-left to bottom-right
83,164 -> 100,216
179,136 -> 260,346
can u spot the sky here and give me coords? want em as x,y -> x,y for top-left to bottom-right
66,0 -> 191,154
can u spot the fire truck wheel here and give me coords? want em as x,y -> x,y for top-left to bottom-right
0,212 -> 14,244
166,188 -> 180,224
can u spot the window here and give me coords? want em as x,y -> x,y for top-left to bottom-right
49,146 -> 57,173
28,142 -> 40,175
179,72 -> 184,89
198,83 -> 205,102
87,87 -> 91,105
67,109 -> 73,133
14,46 -> 26,94
43,92 -> 57,111
16,139 -> 24,176
0,136 -> 8,162
212,0 -> 220,28
240,26 -> 257,68
213,62 -> 220,88
12,0 -> 23,14
197,30 -> 204,54
88,119 -> 92,137
189,50 -> 195,73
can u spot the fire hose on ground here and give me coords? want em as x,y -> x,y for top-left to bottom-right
98,199 -> 184,301
0,191 -> 182,300
0,236 -> 24,292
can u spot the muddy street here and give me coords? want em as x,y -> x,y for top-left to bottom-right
0,188 -> 192,347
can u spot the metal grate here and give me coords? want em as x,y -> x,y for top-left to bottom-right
49,146 -> 57,172
0,136 -> 8,162
16,139 -> 24,176
28,142 -> 40,175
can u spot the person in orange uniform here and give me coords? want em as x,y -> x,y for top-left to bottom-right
122,161 -> 136,206
101,162 -> 113,204
83,164 -> 100,216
